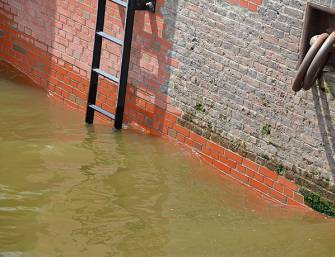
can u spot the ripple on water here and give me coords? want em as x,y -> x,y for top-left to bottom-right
0,63 -> 335,257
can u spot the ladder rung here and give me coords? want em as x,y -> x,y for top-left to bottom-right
93,68 -> 119,84
96,32 -> 124,46
89,104 -> 115,119
111,0 -> 128,8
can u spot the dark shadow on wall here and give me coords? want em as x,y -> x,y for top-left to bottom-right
90,0 -> 180,133
0,0 -> 181,131
312,80 -> 335,182
0,2 -> 56,254
0,0 -> 56,92
114,0 -> 180,135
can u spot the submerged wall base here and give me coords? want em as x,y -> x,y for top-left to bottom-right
3,0 -> 335,214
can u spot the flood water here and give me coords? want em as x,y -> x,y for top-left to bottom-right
0,66 -> 334,257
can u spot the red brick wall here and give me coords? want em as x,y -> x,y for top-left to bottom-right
227,0 -> 262,11
0,0 -> 305,207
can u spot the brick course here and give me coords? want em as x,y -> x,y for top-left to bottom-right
1,0 -> 335,207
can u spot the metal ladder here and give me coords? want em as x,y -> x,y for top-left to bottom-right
85,0 -> 155,129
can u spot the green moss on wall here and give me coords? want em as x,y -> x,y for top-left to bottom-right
300,188 -> 335,217
194,103 -> 206,113
176,116 -> 335,217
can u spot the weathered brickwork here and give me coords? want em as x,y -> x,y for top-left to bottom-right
1,0 -> 335,208
162,0 -> 335,204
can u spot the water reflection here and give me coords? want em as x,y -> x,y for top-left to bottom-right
31,126 -> 169,257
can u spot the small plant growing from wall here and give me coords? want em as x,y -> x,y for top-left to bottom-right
320,75 -> 335,100
274,164 -> 285,176
320,79 -> 330,94
229,138 -> 247,154
194,103 -> 206,113
261,124 -> 271,136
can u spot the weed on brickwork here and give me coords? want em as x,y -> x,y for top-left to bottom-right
320,79 -> 330,94
261,124 -> 271,135
274,164 -> 285,176
180,111 -> 335,215
194,103 -> 206,113
300,188 -> 335,217
229,138 -> 247,153
259,155 -> 286,176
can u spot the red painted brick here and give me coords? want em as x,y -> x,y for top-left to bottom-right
219,155 -> 237,169
232,170 -> 249,183
199,152 -> 213,165
165,113 -> 178,123
273,182 -> 283,193
284,187 -> 294,198
245,168 -> 255,178
268,189 -> 287,203
190,131 -> 206,145
174,124 -> 190,137
209,150 -> 219,160
287,198 -> 305,207
206,141 -> 224,154
239,0 -> 248,8
259,166 -> 278,181
185,137 -> 194,148
264,177 -> 274,187
293,192 -> 304,204
176,133 -> 185,143
202,146 -> 211,155
193,142 -> 203,151
248,3 -> 258,11
225,149 -> 243,163
249,0 -> 262,5
278,177 -> 298,191
236,164 -> 246,173
167,57 -> 179,68
213,160 -> 231,174
242,158 -> 259,172
250,179 -> 268,193
254,172 -> 264,182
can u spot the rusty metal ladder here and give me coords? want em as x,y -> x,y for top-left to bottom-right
85,0 -> 155,129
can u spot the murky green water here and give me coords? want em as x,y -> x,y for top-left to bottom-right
0,67 -> 335,257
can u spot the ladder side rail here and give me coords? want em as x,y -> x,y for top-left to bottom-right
85,0 -> 108,124
114,0 -> 136,129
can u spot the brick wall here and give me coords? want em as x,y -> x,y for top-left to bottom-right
1,0 -> 335,207
164,0 -> 335,204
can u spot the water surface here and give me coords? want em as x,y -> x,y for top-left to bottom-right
0,65 -> 334,257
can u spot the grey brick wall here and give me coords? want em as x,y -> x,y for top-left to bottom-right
161,0 -> 335,201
